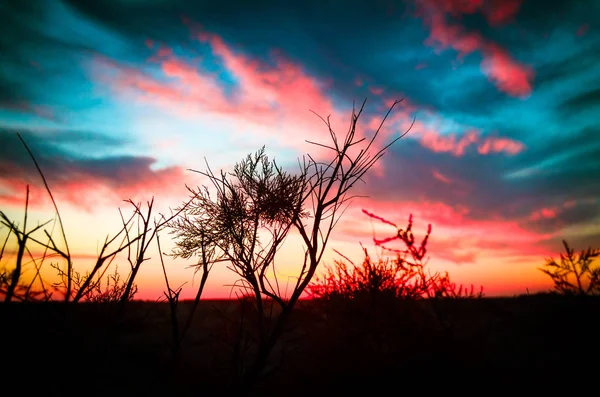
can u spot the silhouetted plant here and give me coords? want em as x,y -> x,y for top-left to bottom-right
16,133 -> 73,301
69,265 -> 138,304
430,271 -> 484,299
309,210 -> 484,345
0,185 -> 53,302
364,210 -> 483,299
309,211 -> 434,302
170,145 -> 306,387
156,233 -> 186,364
46,200 -> 149,303
308,246 -> 431,302
0,132 -> 189,304
211,293 -> 268,383
167,218 -> 225,367
364,210 -> 484,343
33,197 -> 187,305
427,270 -> 484,341
539,240 -> 600,296
170,98 -> 411,389
116,197 -> 190,315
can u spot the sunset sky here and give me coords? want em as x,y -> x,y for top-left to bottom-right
1,0 -> 599,300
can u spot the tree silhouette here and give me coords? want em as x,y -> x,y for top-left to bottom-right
170,98 -> 412,389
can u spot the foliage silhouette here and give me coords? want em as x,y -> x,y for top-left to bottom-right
308,210 -> 484,347
0,133 -> 187,306
309,211 -> 483,302
79,265 -> 137,304
15,133 -> 73,300
1,186 -> 53,302
539,239 -> 600,295
169,98 -> 412,390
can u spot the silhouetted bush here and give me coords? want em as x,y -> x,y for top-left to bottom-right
0,133 -> 189,314
308,246 -> 431,301
67,265 -> 138,304
309,212 -> 483,303
169,99 -> 411,390
539,239 -> 600,295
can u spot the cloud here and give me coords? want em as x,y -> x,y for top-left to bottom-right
432,169 -> 452,184
90,28 -> 414,165
370,86 -> 384,95
421,128 -> 480,156
335,197 -> 559,266
481,44 -> 534,98
530,207 -> 558,221
528,198 -> 600,234
577,24 -> 590,36
484,0 -> 523,26
0,128 -> 189,211
415,0 -> 534,97
380,110 -> 525,157
345,133 -> 599,256
477,134 -> 524,155
0,101 -> 56,121
558,87 -> 600,113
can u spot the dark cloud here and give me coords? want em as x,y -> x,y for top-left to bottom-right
361,138 -> 527,217
0,127 -> 186,209
357,122 -> 600,252
504,127 -> 600,200
0,127 -> 127,165
559,88 -> 600,113
61,0 -> 444,106
514,0 -> 599,29
532,203 -> 600,233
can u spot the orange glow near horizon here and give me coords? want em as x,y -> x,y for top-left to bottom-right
0,191 -> 561,301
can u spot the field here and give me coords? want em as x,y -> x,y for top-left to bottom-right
2,294 -> 599,396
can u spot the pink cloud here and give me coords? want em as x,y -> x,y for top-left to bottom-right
541,208 -> 557,218
370,86 -> 384,95
477,134 -> 525,155
420,128 -> 480,156
0,160 -> 189,212
93,32 -> 365,160
421,0 -> 522,26
382,113 -> 525,157
528,198 -> 595,222
93,29 -> 415,171
415,0 -> 533,97
431,0 -> 484,16
337,197 -> 558,264
427,17 -> 482,55
530,207 -> 559,221
340,199 -> 469,240
483,0 -> 523,26
481,44 -> 534,98
432,169 -> 452,184
155,46 -> 174,58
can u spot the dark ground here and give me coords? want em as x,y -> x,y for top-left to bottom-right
1,294 -> 599,396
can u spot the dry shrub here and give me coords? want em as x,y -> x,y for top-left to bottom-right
539,240 -> 600,296
308,211 -> 483,303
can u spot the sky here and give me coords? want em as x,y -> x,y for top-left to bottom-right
1,0 -> 599,300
